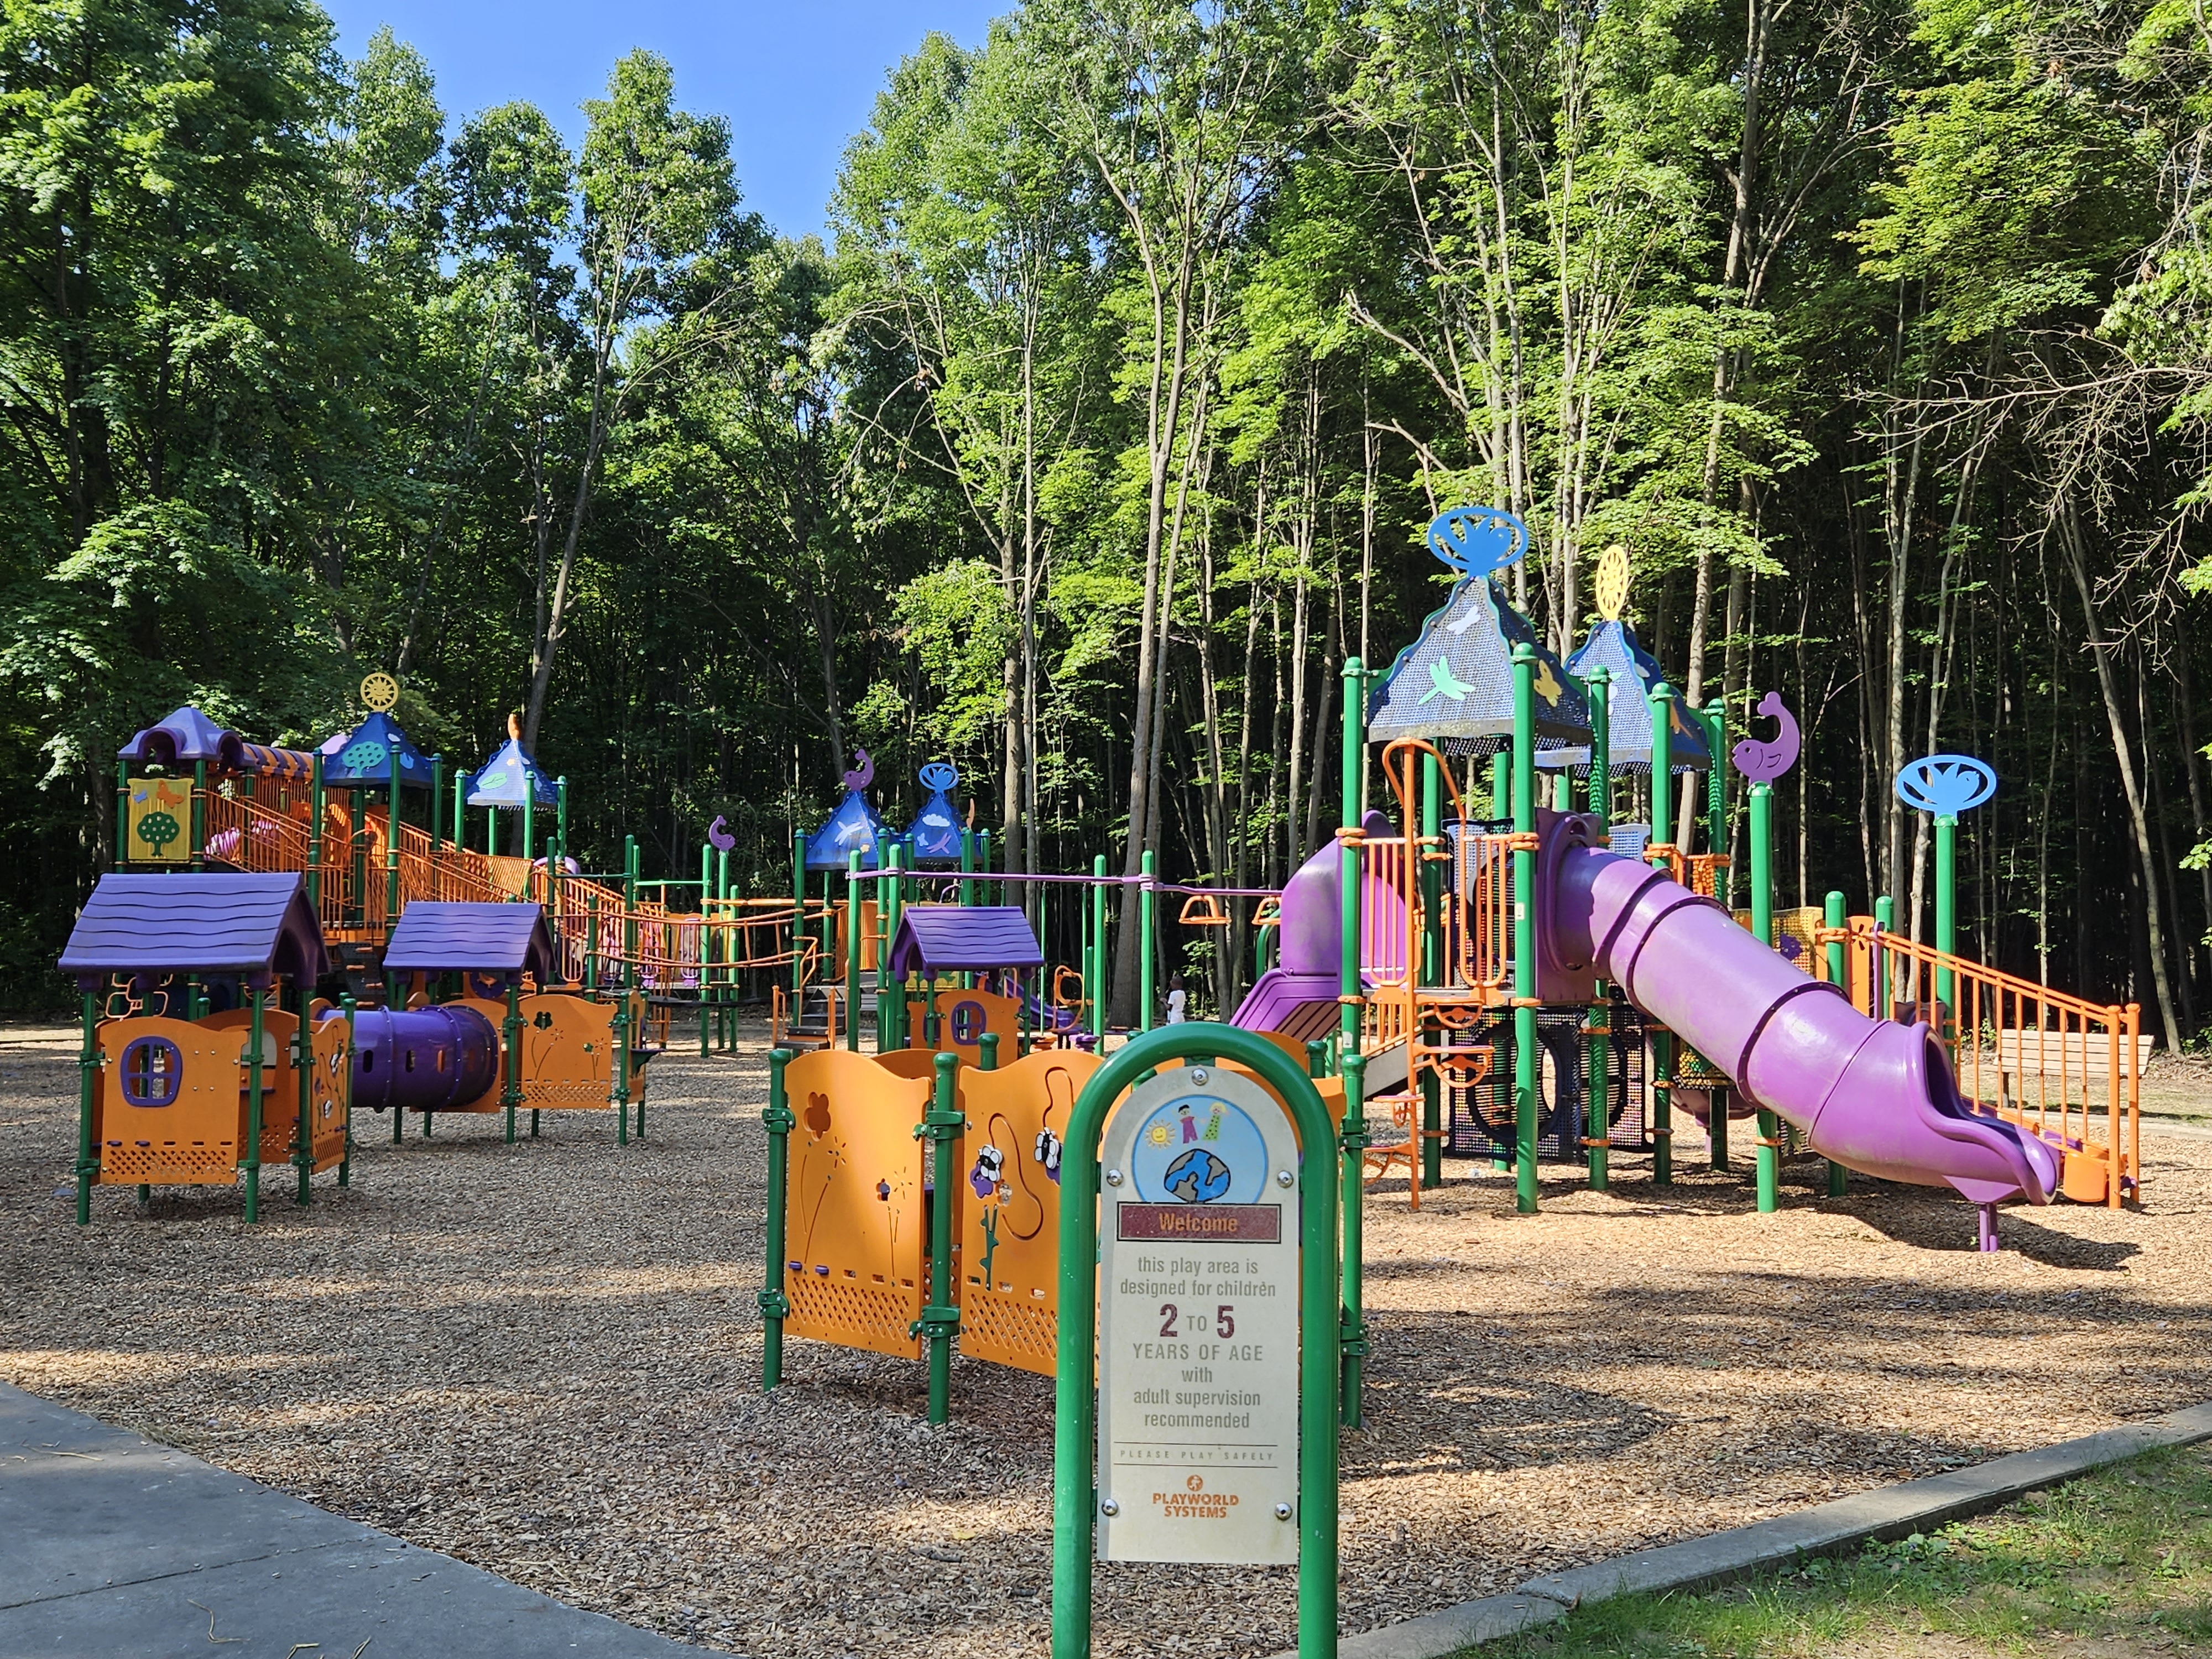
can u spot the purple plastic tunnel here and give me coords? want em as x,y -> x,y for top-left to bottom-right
349,1005 -> 502,1114
1538,812 -> 2059,1208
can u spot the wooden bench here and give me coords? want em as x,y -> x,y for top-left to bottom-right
1990,1029 -> 2153,1107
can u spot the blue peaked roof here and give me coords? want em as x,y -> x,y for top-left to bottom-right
1535,620 -> 1713,774
804,789 -> 891,870
59,873 -> 327,987
321,711 -> 433,790
1367,575 -> 1591,751
904,785 -> 965,864
384,901 -> 556,980
887,906 -> 1044,980
465,736 -> 556,808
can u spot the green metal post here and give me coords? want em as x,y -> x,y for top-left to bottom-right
1649,680 -> 1675,1186
191,759 -> 207,870
791,830 -> 806,1005
586,895 -> 599,997
552,777 -> 568,955
113,760 -> 129,870
885,842 -> 905,1051
1703,697 -> 1728,854
1511,644 -> 1538,1214
243,984 -> 266,1223
308,751 -> 326,916
294,977 -> 314,1204
700,843 -> 714,1058
845,849 -> 863,1051
1586,669 -> 1611,1192
1823,890 -> 1849,1197
385,740 -> 402,936
717,847 -> 732,1050
1091,854 -> 1108,1041
430,754 -> 443,858
1139,849 -> 1157,1032
74,990 -> 97,1224
1489,752 -> 1508,820
503,979 -> 522,1144
922,1051 -> 962,1424
760,1049 -> 794,1389
523,782 -> 536,902
1750,781 -> 1778,1213
453,769 -> 466,848
1418,748 -> 1442,1190
1875,894 -> 1895,1021
621,835 -> 638,1139
979,1031 -> 1000,1071
337,993 -> 356,1186
1048,1027 -> 1338,1659
1934,812 -> 1958,1021
1341,1048 -> 1368,1429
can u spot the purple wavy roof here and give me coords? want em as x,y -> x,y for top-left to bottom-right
886,906 -> 1044,980
59,873 -> 326,987
383,902 -> 556,979
117,706 -> 247,771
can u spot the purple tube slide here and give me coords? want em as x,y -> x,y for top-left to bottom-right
1541,812 -> 2058,1206
350,1004 -> 502,1114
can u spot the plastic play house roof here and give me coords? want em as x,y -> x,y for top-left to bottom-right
117,706 -> 246,771
805,790 -> 891,871
59,873 -> 327,988
384,902 -> 556,981
1536,620 -> 1714,774
465,736 -> 556,809
321,711 -> 432,790
1366,510 -> 1591,752
886,906 -> 1045,981
902,764 -> 965,864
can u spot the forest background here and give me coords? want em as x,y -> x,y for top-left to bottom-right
6,0 -> 2212,1040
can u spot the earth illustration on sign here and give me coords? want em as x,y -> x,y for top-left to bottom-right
1162,1147 -> 1233,1203
1129,1088 -> 1269,1206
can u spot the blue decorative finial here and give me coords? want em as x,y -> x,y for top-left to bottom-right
1894,754 -> 1996,815
919,761 -> 958,792
1426,507 -> 1528,578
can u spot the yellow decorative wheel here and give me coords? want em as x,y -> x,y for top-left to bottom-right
359,671 -> 400,712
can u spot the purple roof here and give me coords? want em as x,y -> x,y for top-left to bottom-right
117,706 -> 248,772
886,906 -> 1044,980
383,902 -> 556,979
59,873 -> 326,987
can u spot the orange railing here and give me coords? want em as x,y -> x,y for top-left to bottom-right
1818,917 -> 2142,1208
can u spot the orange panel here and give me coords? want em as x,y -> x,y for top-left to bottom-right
956,1049 -> 1099,1376
199,1007 -> 299,1168
902,987 -> 1021,1066
519,993 -> 616,1109
94,1016 -> 246,1186
781,1050 -> 935,1361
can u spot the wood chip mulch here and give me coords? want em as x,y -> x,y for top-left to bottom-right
2,1016 -> 2207,1657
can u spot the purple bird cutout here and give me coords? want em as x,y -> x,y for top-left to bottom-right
1732,691 -> 1801,782
842,749 -> 874,791
706,814 -> 735,852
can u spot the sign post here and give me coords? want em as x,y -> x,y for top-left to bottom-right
1051,1024 -> 1339,1659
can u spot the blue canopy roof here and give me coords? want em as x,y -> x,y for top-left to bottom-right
59,873 -> 327,988
117,706 -> 247,772
465,736 -> 556,808
804,789 -> 891,870
903,769 -> 966,864
384,902 -> 555,980
1367,575 -> 1590,752
321,711 -> 433,790
887,906 -> 1045,980
1534,620 -> 1713,774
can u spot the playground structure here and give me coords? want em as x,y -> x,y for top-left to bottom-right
1209,514 -> 2143,1250
58,873 -> 352,1224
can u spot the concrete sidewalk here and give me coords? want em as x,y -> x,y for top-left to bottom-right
0,1381 -> 706,1658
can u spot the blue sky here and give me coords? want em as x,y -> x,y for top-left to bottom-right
321,0 -> 1006,239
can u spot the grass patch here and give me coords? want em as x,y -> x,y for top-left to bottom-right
1474,1446 -> 2212,1658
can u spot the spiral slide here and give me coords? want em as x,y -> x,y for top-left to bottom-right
1540,813 -> 2059,1237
